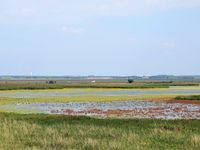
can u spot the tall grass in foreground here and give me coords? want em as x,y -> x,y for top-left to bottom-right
0,113 -> 200,150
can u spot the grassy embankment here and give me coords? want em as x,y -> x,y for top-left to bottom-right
0,113 -> 200,150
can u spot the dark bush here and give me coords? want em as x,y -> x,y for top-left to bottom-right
128,79 -> 134,83
46,80 -> 56,84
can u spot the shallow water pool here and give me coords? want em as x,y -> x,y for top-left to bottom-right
0,88 -> 200,98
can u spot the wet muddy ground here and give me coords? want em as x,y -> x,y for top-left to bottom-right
1,100 -> 200,120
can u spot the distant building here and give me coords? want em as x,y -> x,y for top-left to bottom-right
91,80 -> 96,83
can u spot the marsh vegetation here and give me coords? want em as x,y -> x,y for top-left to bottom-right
0,113 -> 200,150
0,80 -> 199,90
0,80 -> 200,149
175,95 -> 200,100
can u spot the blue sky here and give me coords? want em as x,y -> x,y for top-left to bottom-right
0,0 -> 200,76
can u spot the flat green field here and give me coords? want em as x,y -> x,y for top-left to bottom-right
0,80 -> 199,90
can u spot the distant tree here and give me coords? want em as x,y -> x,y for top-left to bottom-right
47,80 -> 56,84
128,79 -> 134,83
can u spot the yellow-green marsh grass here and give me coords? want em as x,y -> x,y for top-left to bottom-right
1,86 -> 199,93
0,94 -> 179,105
1,93 -> 200,106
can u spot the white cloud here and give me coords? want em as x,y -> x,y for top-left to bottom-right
0,0 -> 200,24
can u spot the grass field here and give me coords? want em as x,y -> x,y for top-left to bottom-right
0,113 -> 200,150
0,93 -> 192,106
0,80 -> 199,90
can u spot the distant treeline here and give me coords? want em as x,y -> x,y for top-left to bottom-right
0,75 -> 200,81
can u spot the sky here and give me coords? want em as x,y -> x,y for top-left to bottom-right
0,0 -> 200,76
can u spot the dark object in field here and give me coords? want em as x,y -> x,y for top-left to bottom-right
128,79 -> 134,83
46,80 -> 56,84
160,81 -> 173,83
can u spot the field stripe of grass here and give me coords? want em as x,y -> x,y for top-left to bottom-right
0,94 -> 181,105
175,95 -> 200,100
0,113 -> 200,150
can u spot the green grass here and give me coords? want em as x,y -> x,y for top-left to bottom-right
0,82 -> 169,90
0,113 -> 199,150
175,95 -> 200,100
0,81 -> 199,90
